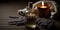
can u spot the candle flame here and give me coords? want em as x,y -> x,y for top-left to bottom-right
40,1 -> 47,8
42,1 -> 44,6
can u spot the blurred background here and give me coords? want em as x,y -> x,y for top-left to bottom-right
0,0 -> 60,30
0,0 -> 60,20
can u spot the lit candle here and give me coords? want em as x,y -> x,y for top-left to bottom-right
40,1 -> 47,8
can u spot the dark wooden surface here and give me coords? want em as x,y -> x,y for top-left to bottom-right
0,19 -> 60,30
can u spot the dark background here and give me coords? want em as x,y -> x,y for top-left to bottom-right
0,0 -> 60,20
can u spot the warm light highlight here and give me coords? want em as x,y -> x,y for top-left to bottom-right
42,1 -> 44,6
